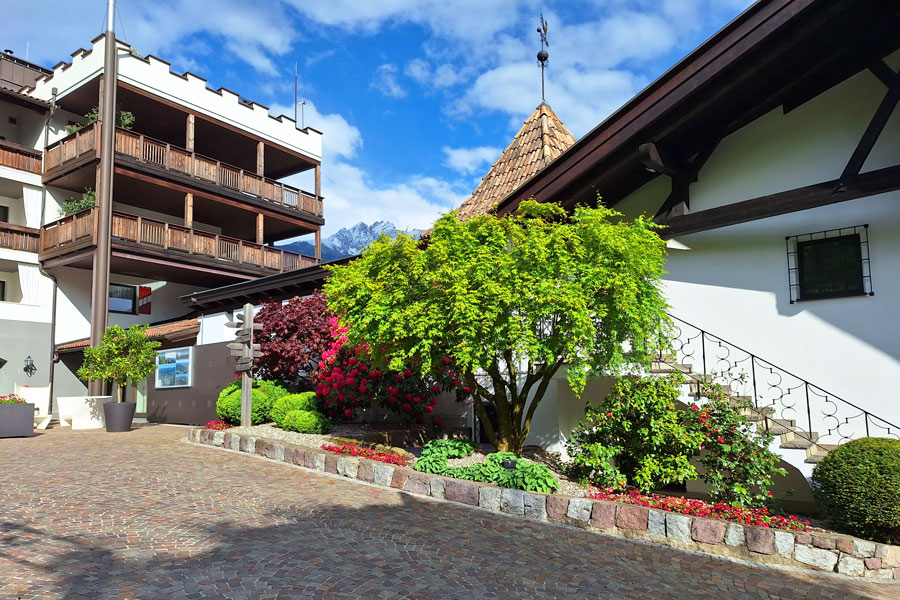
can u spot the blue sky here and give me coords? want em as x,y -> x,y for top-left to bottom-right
7,0 -> 751,236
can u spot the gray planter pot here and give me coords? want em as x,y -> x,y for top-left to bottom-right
103,402 -> 136,432
0,403 -> 35,437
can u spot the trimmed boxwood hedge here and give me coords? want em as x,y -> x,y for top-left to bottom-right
271,392 -> 318,429
215,379 -> 288,425
281,409 -> 331,434
812,437 -> 900,543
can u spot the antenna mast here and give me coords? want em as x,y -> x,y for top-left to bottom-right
536,14 -> 549,104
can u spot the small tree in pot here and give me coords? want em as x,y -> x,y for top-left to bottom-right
78,324 -> 160,432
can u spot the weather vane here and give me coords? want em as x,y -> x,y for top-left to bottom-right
537,14 -> 549,104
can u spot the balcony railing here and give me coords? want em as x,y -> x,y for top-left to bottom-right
39,207 -> 319,273
0,222 -> 40,252
0,139 -> 42,174
43,123 -> 323,217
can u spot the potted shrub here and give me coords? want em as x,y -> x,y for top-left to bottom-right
0,394 -> 35,437
77,324 -> 160,432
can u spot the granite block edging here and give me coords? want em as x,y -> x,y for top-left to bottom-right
188,428 -> 898,582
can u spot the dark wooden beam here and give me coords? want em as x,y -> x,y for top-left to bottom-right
654,138 -> 721,220
660,163 -> 900,238
638,143 -> 679,177
868,59 -> 900,89
837,67 -> 900,189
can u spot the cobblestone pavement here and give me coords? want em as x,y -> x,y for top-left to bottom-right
1,425 -> 896,599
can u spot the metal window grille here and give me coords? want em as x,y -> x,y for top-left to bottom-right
786,224 -> 873,303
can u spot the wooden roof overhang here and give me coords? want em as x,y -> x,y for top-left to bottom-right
494,0 -> 900,235
179,255 -> 355,312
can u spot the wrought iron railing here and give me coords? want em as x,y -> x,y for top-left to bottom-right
664,313 -> 899,447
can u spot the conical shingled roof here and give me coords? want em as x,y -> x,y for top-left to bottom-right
455,103 -> 575,220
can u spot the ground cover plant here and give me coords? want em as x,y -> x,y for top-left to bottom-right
324,200 -> 670,455
587,488 -> 810,532
204,420 -> 230,430
256,292 -> 334,392
812,437 -> 900,543
321,441 -> 411,466
414,438 -> 559,493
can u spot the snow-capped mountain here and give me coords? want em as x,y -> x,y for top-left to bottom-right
277,221 -> 424,261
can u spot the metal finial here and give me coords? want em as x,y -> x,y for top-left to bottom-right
536,14 -> 549,104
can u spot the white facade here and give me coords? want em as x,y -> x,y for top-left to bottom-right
611,52 -> 900,441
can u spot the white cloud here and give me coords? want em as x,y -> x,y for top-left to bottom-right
405,58 -> 431,84
442,146 -> 501,175
370,64 -> 407,99
269,102 -> 362,161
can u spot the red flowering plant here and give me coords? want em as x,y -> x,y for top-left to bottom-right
0,394 -> 26,404
587,487 -> 810,531
321,442 -> 411,466
204,419 -> 231,430
314,318 -> 468,425
686,381 -> 787,508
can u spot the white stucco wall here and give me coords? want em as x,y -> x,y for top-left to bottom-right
0,102 -> 46,149
54,266 -> 200,344
612,52 -> 900,435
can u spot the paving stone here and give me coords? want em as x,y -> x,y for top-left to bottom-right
590,502 -> 616,529
523,493 -> 546,520
444,478 -> 479,506
429,477 -> 445,500
238,436 -> 256,454
357,461 -> 375,484
500,489 -> 525,516
479,487 -> 501,511
745,528 -> 775,555
666,513 -> 692,543
229,433 -> 240,451
212,431 -> 225,447
692,518 -> 726,545
774,531 -> 795,557
2,426 -> 895,600
838,556 -> 865,577
865,558 -> 882,570
336,457 -> 359,479
616,504 -> 648,530
372,464 -> 394,487
274,443 -> 285,462
794,545 -> 839,571
199,429 -> 212,444
403,473 -> 430,496
566,498 -> 592,522
648,510 -> 666,539
256,439 -> 275,458
313,453 -> 325,472
324,454 -> 338,474
389,468 -> 408,489
545,495 -> 568,522
724,523 -> 745,547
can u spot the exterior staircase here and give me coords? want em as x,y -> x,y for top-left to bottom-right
652,314 -> 899,479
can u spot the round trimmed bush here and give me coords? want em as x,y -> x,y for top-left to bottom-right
812,437 -> 900,543
271,392 -> 318,429
281,409 -> 331,434
216,388 -> 270,425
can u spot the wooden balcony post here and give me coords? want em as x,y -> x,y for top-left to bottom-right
165,143 -> 171,169
256,141 -> 264,176
186,113 -> 195,151
238,239 -> 244,263
184,193 -> 193,227
256,213 -> 264,244
215,234 -> 221,259
216,160 -> 222,185
136,216 -> 142,243
315,164 -> 321,198
314,229 -> 321,260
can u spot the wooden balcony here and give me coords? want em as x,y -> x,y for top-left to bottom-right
0,139 -> 42,174
39,208 -> 319,274
43,123 -> 323,217
0,222 -> 40,253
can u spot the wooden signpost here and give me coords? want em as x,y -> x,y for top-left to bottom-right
225,302 -> 263,427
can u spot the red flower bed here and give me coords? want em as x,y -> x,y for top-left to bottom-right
204,419 -> 231,431
587,488 -> 810,531
321,442 -> 411,466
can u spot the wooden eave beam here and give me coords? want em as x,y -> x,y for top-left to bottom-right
659,163 -> 900,238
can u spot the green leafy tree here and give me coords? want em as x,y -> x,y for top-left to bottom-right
77,324 -> 160,402
324,200 -> 670,455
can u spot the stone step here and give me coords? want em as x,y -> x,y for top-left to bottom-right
804,443 -> 838,463
757,418 -> 796,435
780,429 -> 819,449
741,406 -> 775,422
650,361 -> 693,375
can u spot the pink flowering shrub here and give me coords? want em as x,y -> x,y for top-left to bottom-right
314,318 -> 467,425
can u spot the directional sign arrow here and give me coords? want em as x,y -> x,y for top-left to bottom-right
224,321 -> 242,328
226,342 -> 245,351
235,356 -> 253,365
235,333 -> 252,343
235,364 -> 253,372
250,343 -> 261,351
251,351 -> 264,358
230,351 -> 245,358
251,323 -> 264,330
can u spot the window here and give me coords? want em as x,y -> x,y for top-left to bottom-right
155,347 -> 192,389
0,205 -> 8,222
786,225 -> 872,303
0,280 -> 5,302
109,283 -> 137,314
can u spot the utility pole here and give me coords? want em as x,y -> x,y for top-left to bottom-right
88,0 -> 117,395
225,303 -> 263,427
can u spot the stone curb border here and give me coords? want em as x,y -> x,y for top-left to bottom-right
189,428 -> 900,581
